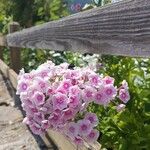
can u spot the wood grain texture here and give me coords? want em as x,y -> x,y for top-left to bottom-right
0,59 -> 18,89
8,22 -> 21,73
7,0 -> 150,57
0,36 -> 6,47
47,130 -> 101,150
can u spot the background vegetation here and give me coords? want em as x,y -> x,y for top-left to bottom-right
0,0 -> 150,149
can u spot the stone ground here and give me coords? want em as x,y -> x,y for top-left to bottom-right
0,72 -> 58,150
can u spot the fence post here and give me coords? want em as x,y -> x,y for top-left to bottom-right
8,22 -> 21,73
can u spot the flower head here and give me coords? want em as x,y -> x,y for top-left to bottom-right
52,93 -> 68,110
78,119 -> 92,136
119,89 -> 130,103
65,122 -> 79,139
85,112 -> 99,127
85,129 -> 99,143
33,91 -> 45,106
82,86 -> 96,103
102,76 -> 114,85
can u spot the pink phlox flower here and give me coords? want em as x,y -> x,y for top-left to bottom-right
21,73 -> 33,80
120,80 -> 129,90
65,122 -> 79,139
85,129 -> 99,143
103,84 -> 117,100
48,112 -> 61,126
62,108 -> 77,121
33,91 -> 45,106
85,112 -> 99,127
33,112 -> 44,123
27,85 -> 39,98
34,77 -> 49,93
60,79 -> 72,91
102,76 -> 115,85
94,89 -> 109,106
78,119 -> 92,136
82,86 -> 96,102
69,85 -> 80,96
69,95 -> 81,108
30,122 -> 43,135
119,89 -> 130,103
73,136 -> 84,145
52,93 -> 68,110
23,104 -> 38,116
64,70 -> 80,80
17,79 -> 29,94
36,69 -> 50,79
21,98 -> 33,106
89,73 -> 101,86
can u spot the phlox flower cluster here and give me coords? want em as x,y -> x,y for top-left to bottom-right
17,61 -> 130,145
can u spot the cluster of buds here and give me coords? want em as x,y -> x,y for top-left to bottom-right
17,61 -> 130,145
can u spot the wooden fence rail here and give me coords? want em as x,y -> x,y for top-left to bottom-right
0,0 -> 150,73
6,0 -> 150,58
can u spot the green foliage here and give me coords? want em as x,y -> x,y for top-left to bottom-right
88,56 -> 150,150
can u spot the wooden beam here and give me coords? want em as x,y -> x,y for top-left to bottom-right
0,36 -> 6,47
8,22 -> 21,74
6,0 -> 150,57
0,59 -> 18,89
46,130 -> 101,150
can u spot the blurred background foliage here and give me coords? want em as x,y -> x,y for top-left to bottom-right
0,0 -> 150,149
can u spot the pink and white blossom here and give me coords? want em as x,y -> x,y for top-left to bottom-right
78,119 -> 92,136
119,89 -> 130,103
73,136 -> 84,145
33,91 -> 45,106
17,61 -> 130,145
102,76 -> 114,85
65,122 -> 79,139
52,93 -> 68,110
94,90 -> 108,105
85,129 -> 99,143
82,86 -> 96,102
103,84 -> 117,100
85,112 -> 99,127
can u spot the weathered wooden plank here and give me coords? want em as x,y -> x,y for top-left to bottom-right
7,0 -> 150,57
0,59 -> 18,89
8,22 -> 21,73
0,36 -> 6,47
47,130 -> 101,150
